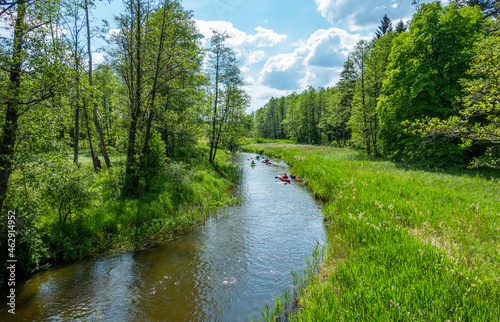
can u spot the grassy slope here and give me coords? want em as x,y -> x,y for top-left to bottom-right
51,152 -> 238,260
245,144 -> 500,321
1,150 -> 238,285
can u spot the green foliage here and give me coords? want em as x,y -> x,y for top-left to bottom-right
0,0 -> 241,288
41,164 -> 93,224
207,31 -> 249,162
378,2 -> 484,166
375,14 -> 393,38
138,132 -> 166,191
408,17 -> 500,167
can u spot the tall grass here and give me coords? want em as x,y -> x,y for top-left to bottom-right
238,137 -> 297,146
245,144 -> 500,321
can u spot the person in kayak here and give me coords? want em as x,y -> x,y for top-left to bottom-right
282,173 -> 289,179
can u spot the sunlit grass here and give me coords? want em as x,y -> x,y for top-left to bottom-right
245,143 -> 500,321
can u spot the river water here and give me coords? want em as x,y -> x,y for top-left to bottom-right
2,153 -> 326,321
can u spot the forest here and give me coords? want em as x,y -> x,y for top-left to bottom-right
253,1 -> 499,169
0,0 -> 251,284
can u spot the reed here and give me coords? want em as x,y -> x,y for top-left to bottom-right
245,144 -> 500,321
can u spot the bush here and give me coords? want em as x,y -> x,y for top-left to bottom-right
41,165 -> 93,224
138,132 -> 166,191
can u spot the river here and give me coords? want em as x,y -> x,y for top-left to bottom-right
1,152 -> 326,321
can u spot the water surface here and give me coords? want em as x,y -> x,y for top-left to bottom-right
2,153 -> 326,321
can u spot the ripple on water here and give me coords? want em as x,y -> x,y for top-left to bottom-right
1,153 -> 326,322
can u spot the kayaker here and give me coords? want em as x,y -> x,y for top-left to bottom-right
283,173 -> 288,179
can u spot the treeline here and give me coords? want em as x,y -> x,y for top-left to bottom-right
0,0 -> 249,282
254,0 -> 499,168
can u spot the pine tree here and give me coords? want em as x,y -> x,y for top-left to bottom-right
395,20 -> 406,33
375,14 -> 393,39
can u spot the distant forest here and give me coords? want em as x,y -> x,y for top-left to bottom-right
253,1 -> 500,168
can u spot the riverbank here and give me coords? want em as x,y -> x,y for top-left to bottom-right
0,150 -> 239,289
244,144 -> 500,321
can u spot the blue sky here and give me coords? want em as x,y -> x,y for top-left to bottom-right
95,0 -> 446,113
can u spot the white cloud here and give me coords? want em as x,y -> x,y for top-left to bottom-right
243,83 -> 294,113
260,52 -> 306,91
244,76 -> 256,85
259,27 -> 368,91
315,0 -> 418,31
92,52 -> 105,65
107,28 -> 120,39
247,50 -> 266,65
195,20 -> 286,66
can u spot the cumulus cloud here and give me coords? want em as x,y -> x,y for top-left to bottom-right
260,52 -> 306,90
243,83 -> 294,113
315,0 -> 418,31
259,27 -> 369,91
195,20 -> 286,65
92,52 -> 105,65
247,50 -> 266,65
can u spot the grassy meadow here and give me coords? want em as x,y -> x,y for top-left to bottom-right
244,144 -> 500,321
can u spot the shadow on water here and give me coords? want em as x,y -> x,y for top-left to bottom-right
1,152 -> 326,322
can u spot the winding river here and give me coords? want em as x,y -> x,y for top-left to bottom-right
1,152 -> 326,321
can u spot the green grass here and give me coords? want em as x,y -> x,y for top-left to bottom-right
237,137 -> 297,146
49,150 -> 238,259
1,148 -> 239,285
244,143 -> 500,321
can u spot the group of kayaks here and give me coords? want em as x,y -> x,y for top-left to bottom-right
249,155 -> 271,166
248,155 -> 294,183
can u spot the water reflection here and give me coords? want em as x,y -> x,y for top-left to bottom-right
1,153 -> 326,321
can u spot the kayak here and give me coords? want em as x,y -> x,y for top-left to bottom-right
261,160 -> 271,164
250,162 -> 256,166
278,175 -> 290,183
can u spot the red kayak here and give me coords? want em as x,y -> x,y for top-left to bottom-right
261,160 -> 272,164
278,175 -> 290,183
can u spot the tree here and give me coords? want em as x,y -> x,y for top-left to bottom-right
114,0 -> 149,195
282,93 -> 303,142
375,14 -> 393,38
84,0 -> 112,169
450,0 -> 500,17
335,57 -> 357,146
207,31 -> 246,162
0,0 -> 68,214
61,0 -> 86,165
378,2 -> 484,166
409,18 -> 500,167
349,41 -> 373,155
395,20 -> 407,33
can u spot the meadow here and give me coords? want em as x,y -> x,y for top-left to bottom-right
245,144 -> 500,321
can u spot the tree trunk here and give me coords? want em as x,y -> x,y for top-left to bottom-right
209,53 -> 220,163
0,1 -> 26,214
124,115 -> 139,194
123,0 -> 143,195
74,80 -> 81,164
141,2 -> 168,157
83,101 -> 98,171
85,0 -> 111,169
